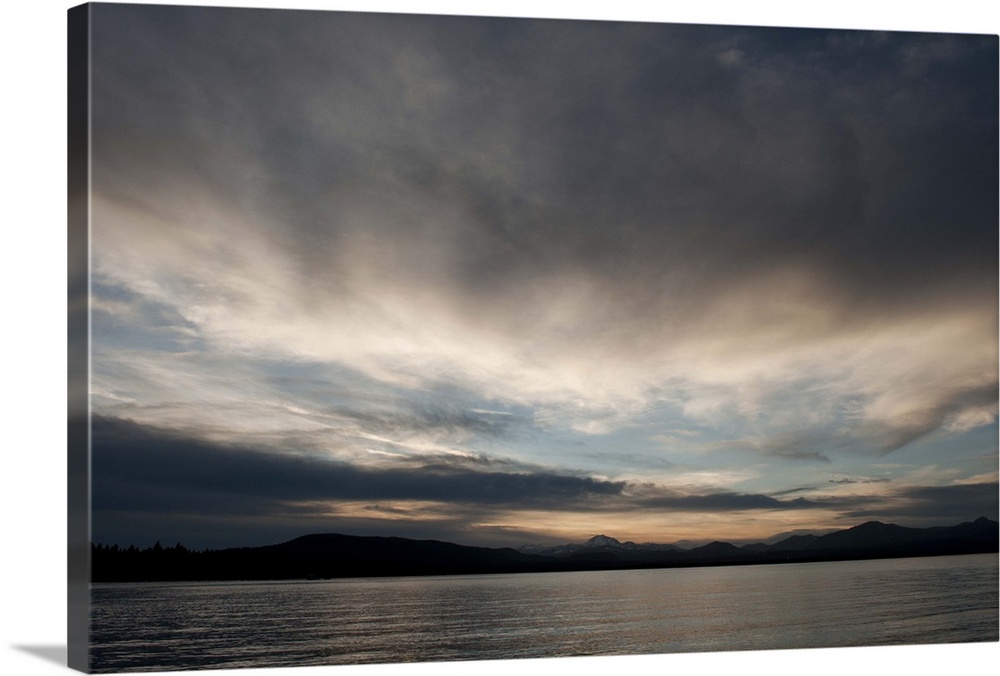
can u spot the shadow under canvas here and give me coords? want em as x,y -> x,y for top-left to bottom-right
12,645 -> 67,667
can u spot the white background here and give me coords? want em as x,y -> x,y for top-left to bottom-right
2,2 -> 997,676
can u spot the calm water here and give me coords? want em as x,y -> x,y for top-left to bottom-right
90,553 -> 999,672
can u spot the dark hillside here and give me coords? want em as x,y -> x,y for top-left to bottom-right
92,517 -> 998,582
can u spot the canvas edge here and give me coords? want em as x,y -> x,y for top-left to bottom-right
56,5 -> 1000,675
68,3 -> 92,673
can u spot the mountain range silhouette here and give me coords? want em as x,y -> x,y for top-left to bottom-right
91,517 -> 998,582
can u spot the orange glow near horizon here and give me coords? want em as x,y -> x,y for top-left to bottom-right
474,508 -> 853,544
284,498 -> 851,545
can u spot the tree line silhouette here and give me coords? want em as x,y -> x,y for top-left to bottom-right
91,535 -> 549,582
92,541 -> 211,582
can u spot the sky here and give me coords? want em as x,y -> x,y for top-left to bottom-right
84,2 -> 999,550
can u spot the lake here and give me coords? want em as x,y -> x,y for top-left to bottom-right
89,553 -> 999,672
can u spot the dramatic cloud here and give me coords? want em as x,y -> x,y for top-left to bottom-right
842,482 -> 1000,524
86,5 -> 998,547
90,416 -> 628,535
91,416 -> 996,548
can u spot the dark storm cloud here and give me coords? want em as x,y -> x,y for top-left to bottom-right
634,491 -> 827,511
91,416 -> 841,523
90,3 -> 998,358
91,416 -> 624,514
629,479 -> 994,519
91,6 -> 997,292
843,482 -> 1000,522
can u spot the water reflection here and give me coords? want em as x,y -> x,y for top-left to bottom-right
90,554 -> 999,672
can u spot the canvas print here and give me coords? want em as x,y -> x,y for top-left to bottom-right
68,2 -> 999,673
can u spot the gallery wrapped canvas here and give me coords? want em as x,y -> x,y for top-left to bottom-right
68,2 -> 999,673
